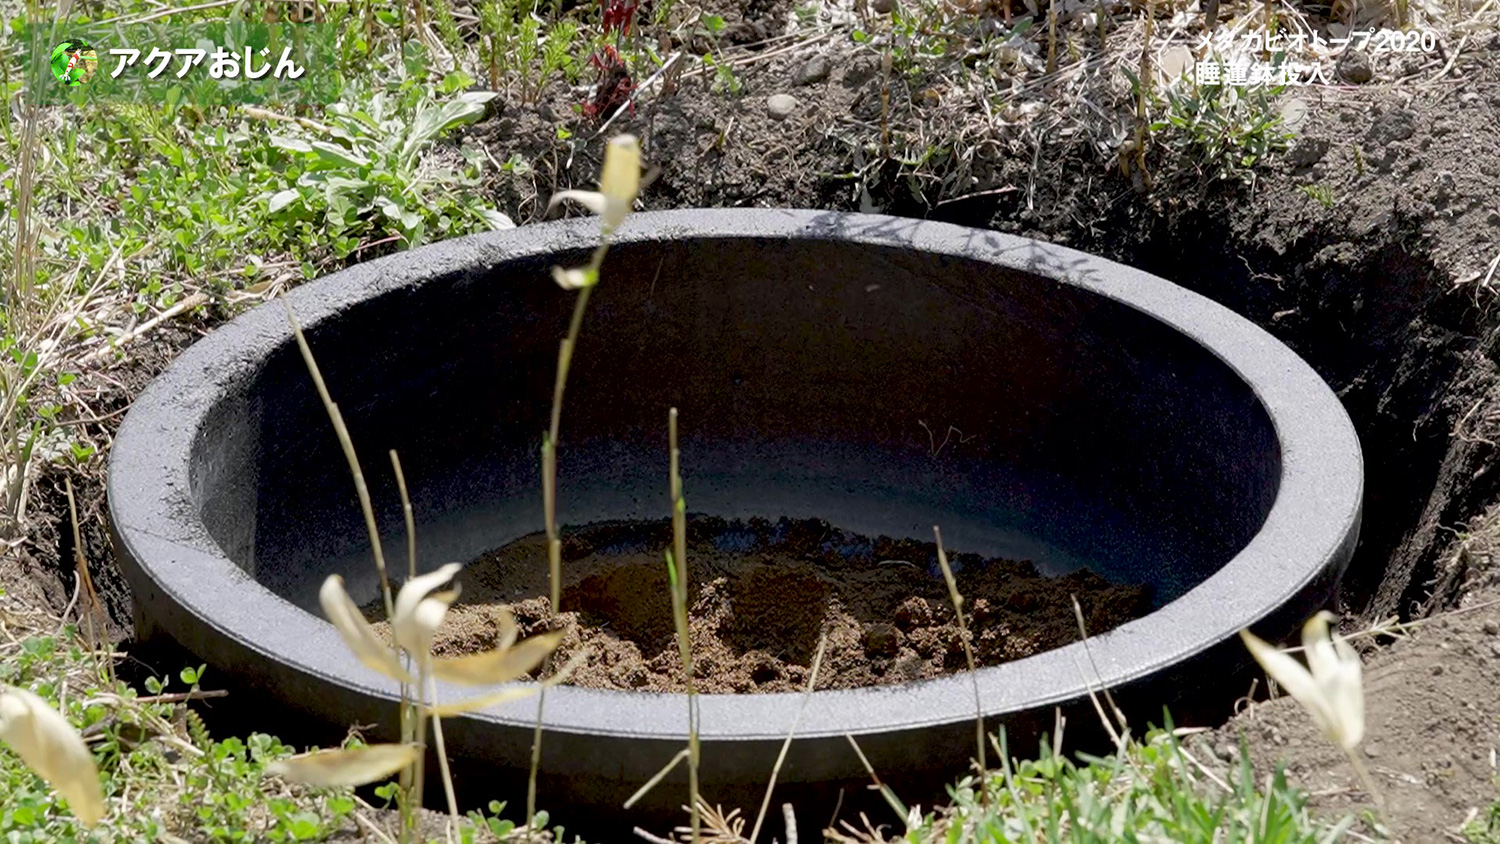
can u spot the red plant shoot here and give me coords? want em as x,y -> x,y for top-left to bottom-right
600,0 -> 640,35
583,44 -> 635,120
584,0 -> 638,123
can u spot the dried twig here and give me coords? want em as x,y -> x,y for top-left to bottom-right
749,634 -> 827,843
80,293 -> 208,366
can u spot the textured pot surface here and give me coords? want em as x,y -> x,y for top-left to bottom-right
109,209 -> 1361,834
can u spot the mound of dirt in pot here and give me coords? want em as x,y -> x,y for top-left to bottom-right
370,517 -> 1152,693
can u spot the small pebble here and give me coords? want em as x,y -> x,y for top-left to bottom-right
766,93 -> 799,121
871,0 -> 895,12
1490,641 -> 1500,658
1337,50 -> 1373,84
1364,744 -> 1381,758
1483,619 -> 1499,635
793,55 -> 831,86
1432,664 -> 1445,675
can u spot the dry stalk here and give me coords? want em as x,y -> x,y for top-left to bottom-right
1135,4 -> 1154,188
1047,0 -> 1059,75
389,451 -> 417,581
9,40 -> 41,329
64,476 -> 109,680
667,407 -> 701,844
530,229 -> 615,834
843,734 -> 906,823
425,674 -> 461,826
1071,595 -> 1129,739
933,527 -> 985,789
284,305 -> 396,621
284,303 -> 425,839
748,633 -> 827,843
879,49 -> 892,159
389,449 -> 420,832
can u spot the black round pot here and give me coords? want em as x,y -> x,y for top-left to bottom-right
109,209 -> 1361,836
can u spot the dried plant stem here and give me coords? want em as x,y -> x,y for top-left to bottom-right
391,450 -> 419,838
623,748 -> 690,810
1070,595 -> 1128,739
1134,0 -> 1154,188
1046,0 -> 1059,75
285,306 -> 396,622
844,734 -> 906,822
9,44 -> 40,328
526,689 -> 547,836
542,243 -> 611,611
285,304 -> 412,837
391,451 -> 417,581
410,663 -> 431,837
933,527 -> 985,790
749,634 -> 827,844
1344,746 -> 1386,809
879,49 -> 892,159
529,238 -> 613,832
64,477 -> 108,679
426,676 -> 462,823
667,408 -> 701,844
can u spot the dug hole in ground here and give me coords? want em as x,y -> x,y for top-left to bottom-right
2,0 -> 1499,838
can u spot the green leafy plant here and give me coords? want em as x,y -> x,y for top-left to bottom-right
0,619 -> 366,842
263,89 -> 513,253
1145,68 -> 1296,183
479,0 -> 516,92
702,52 -> 741,95
1300,183 -> 1336,208
543,20 -> 582,86
1466,784 -> 1500,843
696,16 -> 742,95
517,16 -> 542,102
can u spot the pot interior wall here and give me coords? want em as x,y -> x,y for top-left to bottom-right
191,235 -> 1280,612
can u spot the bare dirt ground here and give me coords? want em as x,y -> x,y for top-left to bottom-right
4,0 -> 1499,837
373,518 -> 1149,692
1190,584 -> 1500,842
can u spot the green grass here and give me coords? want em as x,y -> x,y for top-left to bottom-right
890,726 -> 1354,844
0,614 -> 357,842
0,603 -> 582,842
1466,786 -> 1500,844
0,602 -> 1358,842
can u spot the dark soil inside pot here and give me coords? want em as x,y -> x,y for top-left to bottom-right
373,517 -> 1152,693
